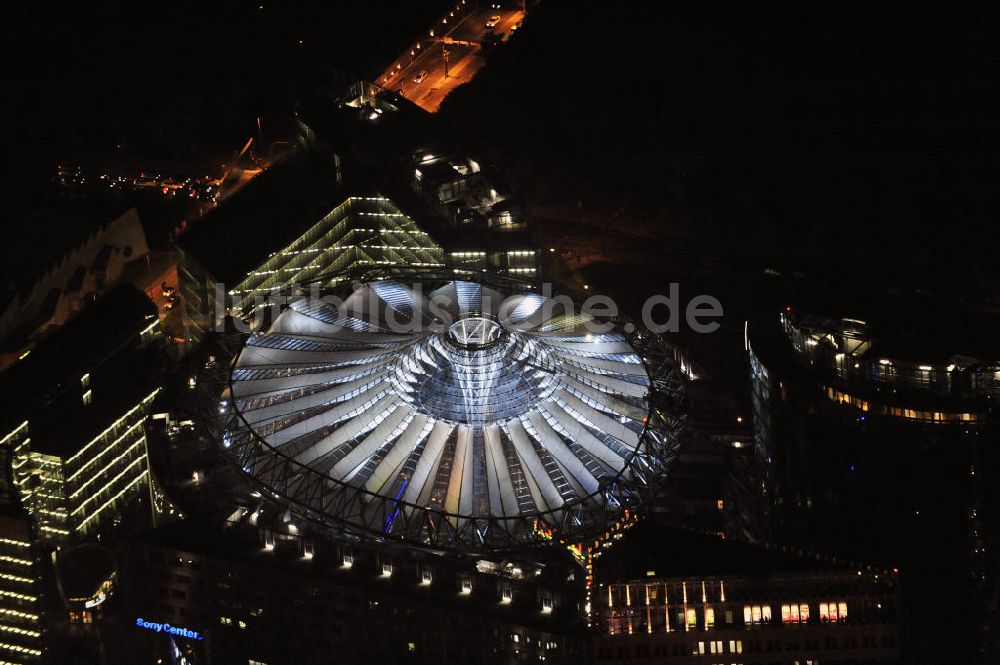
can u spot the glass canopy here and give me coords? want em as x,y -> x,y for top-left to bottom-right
218,280 -> 679,551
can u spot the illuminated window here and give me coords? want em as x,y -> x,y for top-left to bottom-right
460,575 -> 472,594
541,591 -> 553,612
744,605 -> 771,625
686,608 -> 697,629
81,373 -> 90,388
501,586 -> 513,603
819,602 -> 848,621
782,604 -> 808,623
82,389 -> 93,406
705,607 -> 715,628
421,567 -> 433,585
382,561 -> 393,577
342,551 -> 354,568
729,639 -> 743,654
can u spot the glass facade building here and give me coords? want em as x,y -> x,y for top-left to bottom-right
180,194 -> 445,341
0,427 -> 43,663
7,390 -> 160,544
226,196 -> 444,309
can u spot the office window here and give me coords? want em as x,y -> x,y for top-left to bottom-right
705,607 -> 715,628
783,603 -> 808,623
820,600 -> 847,621
686,608 -> 697,629
729,639 -> 743,654
745,605 -> 771,624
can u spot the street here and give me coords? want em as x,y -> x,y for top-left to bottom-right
379,2 -> 524,112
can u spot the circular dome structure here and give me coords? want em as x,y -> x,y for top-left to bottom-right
217,280 -> 681,551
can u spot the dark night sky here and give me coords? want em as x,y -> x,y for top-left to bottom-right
441,1 -> 1000,290
0,1 -> 449,209
3,1 -> 1000,291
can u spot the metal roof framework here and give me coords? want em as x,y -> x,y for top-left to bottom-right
202,277 -> 685,553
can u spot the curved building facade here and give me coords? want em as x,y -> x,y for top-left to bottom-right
747,308 -> 999,663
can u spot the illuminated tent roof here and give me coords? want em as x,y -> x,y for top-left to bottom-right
219,280 -> 679,550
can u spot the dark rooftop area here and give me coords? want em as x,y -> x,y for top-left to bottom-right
785,297 -> 1000,364
0,191 -> 135,311
177,150 -> 344,285
594,520 -> 865,584
0,283 -> 166,453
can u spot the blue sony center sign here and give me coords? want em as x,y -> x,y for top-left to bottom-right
135,618 -> 204,640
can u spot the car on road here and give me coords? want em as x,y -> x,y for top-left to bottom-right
485,15 -> 501,29
413,70 -> 428,84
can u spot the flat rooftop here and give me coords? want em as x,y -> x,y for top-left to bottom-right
0,283 -> 165,455
594,520 -> 869,584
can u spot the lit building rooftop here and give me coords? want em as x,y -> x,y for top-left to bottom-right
215,280 -> 682,552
